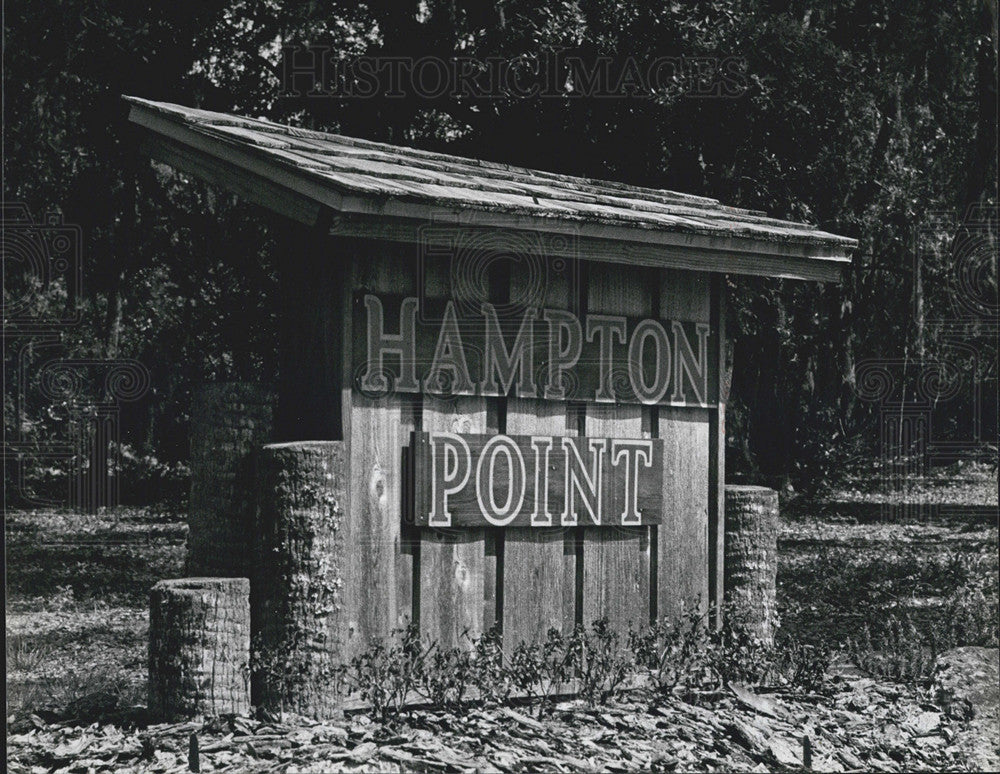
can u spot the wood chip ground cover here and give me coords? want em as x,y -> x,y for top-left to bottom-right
3,684 -> 976,773
6,471 -> 998,772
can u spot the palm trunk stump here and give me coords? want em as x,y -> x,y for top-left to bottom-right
723,485 -> 779,645
188,382 -> 273,577
252,441 -> 348,719
148,577 -> 251,719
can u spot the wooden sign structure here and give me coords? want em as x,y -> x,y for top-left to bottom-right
126,96 -> 856,713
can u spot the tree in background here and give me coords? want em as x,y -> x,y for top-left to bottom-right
4,0 -> 996,504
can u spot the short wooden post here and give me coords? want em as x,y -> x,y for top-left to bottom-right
188,382 -> 273,576
252,441 -> 348,718
723,485 -> 779,645
148,578 -> 251,720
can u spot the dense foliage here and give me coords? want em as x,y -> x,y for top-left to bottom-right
4,0 -> 996,503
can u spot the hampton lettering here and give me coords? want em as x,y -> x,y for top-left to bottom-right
356,294 -> 712,406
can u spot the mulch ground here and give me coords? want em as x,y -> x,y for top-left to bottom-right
6,678 -> 973,773
6,466 -> 998,772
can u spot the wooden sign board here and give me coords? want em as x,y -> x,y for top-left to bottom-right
353,293 -> 715,406
411,432 -> 664,527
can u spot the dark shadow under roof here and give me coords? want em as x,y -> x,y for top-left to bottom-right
126,96 -> 856,281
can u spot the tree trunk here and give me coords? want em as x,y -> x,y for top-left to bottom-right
252,441 -> 349,719
961,0 -> 998,215
723,485 -> 779,646
148,578 -> 251,720
104,282 -> 123,361
272,215 -> 344,443
188,382 -> 273,576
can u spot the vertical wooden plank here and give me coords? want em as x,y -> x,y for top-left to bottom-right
503,261 -> 576,646
657,269 -> 712,621
483,407 -> 500,633
344,241 -> 417,661
657,408 -> 710,618
708,273 -> 727,628
582,264 -> 651,633
420,398 -> 487,648
398,400 -> 419,632
659,268 -> 710,322
418,256 -> 487,649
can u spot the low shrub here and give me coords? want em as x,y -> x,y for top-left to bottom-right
7,659 -> 145,723
417,638 -> 475,711
508,627 -> 580,716
941,580 -> 999,648
774,641 -> 832,693
706,611 -> 776,688
470,625 -> 514,706
338,604 -> 844,717
846,578 -> 998,686
631,603 -> 712,696
578,619 -> 634,705
7,634 -> 57,674
846,611 -> 937,684
347,625 -> 425,723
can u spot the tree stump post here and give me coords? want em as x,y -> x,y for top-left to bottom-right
723,485 -> 779,645
188,382 -> 273,577
148,578 -> 251,720
252,441 -> 348,719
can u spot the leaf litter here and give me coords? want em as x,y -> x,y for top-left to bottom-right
7,673 -> 980,773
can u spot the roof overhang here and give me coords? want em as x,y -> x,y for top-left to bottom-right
127,96 -> 856,282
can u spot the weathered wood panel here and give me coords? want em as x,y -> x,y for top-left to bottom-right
337,241 -> 718,652
657,407 -> 710,618
503,262 -> 577,646
582,264 -> 651,632
419,397 -> 487,648
328,215 -> 848,282
344,244 -> 417,658
659,269 -> 710,322
657,269 -> 712,620
709,274 -> 728,627
504,401 -> 577,645
418,257 -> 487,649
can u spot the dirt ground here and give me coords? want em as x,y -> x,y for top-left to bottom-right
6,465 -> 998,771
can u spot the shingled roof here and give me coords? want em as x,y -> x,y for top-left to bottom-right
126,96 -> 856,281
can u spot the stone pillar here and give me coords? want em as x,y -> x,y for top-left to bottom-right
723,485 -> 779,645
188,382 -> 273,576
148,578 -> 251,720
251,442 -> 348,718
